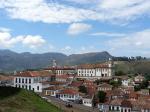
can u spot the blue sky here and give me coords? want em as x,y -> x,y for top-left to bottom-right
0,0 -> 150,57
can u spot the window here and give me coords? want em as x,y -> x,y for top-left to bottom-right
22,79 -> 24,83
29,79 -> 31,84
25,79 -> 27,83
37,86 -> 39,90
109,106 -> 111,110
117,107 -> 119,111
19,78 -> 21,83
15,78 -> 18,83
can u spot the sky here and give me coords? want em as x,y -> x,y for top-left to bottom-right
0,0 -> 150,57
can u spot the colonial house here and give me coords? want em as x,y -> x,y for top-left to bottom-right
138,89 -> 150,96
14,71 -> 54,92
0,75 -> 14,87
57,89 -> 80,101
121,76 -> 130,87
77,59 -> 114,80
43,86 -> 62,97
55,75 -> 68,82
45,66 -> 76,76
98,83 -> 113,92
134,75 -> 145,85
82,95 -> 93,107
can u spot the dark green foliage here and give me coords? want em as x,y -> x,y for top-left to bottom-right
97,91 -> 106,103
134,80 -> 149,91
78,85 -> 87,94
109,80 -> 122,87
115,70 -> 125,76
0,87 -> 21,99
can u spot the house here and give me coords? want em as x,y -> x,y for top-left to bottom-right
98,83 -> 113,92
48,81 -> 68,87
43,86 -> 62,96
82,95 -> 93,107
134,75 -> 145,85
45,66 -> 76,76
0,75 -> 14,87
14,71 -> 54,92
55,75 -> 68,82
77,59 -> 114,80
121,76 -> 130,87
138,89 -> 150,96
69,81 -> 83,88
106,89 -> 125,100
57,89 -> 80,101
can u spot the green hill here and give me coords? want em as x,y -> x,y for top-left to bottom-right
114,60 -> 150,74
0,87 -> 60,112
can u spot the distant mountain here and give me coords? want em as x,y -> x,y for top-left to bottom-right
0,50 -> 112,72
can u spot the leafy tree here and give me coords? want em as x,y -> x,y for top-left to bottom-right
78,85 -> 87,94
115,70 -> 125,76
97,91 -> 106,103
109,80 -> 122,87
134,80 -> 149,91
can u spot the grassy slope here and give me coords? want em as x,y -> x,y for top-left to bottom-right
114,60 -> 150,74
0,87 -> 60,112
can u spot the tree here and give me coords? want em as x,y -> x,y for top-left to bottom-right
109,80 -> 122,87
97,91 -> 106,103
78,85 -> 87,94
115,70 -> 125,76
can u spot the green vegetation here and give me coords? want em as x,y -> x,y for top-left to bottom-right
78,85 -> 87,94
115,60 -> 150,74
97,91 -> 106,103
0,87 -> 60,112
109,80 -> 122,88
134,80 -> 149,91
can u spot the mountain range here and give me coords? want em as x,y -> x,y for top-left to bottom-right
0,50 -> 112,72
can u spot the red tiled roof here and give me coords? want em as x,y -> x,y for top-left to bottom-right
77,63 -> 109,69
69,81 -> 83,87
48,81 -> 67,85
56,75 -> 69,79
98,83 -> 113,88
44,86 -> 62,90
58,89 -> 79,95
16,71 -> 54,77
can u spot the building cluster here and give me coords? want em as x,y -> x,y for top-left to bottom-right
0,59 -> 150,112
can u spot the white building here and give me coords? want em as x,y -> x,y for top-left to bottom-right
77,59 -> 114,80
45,66 -> 76,75
82,96 -> 93,107
57,89 -> 80,101
14,71 -> 54,93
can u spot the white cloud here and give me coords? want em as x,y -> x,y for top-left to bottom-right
0,27 -> 11,32
108,29 -> 150,56
0,0 -> 150,24
67,23 -> 92,35
0,29 -> 46,48
91,32 -> 126,37
22,35 -> 46,48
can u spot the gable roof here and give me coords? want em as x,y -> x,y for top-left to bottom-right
16,71 -> 54,77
